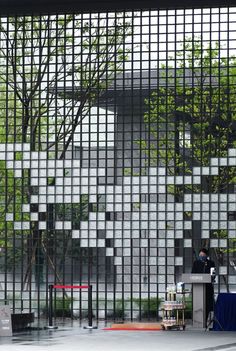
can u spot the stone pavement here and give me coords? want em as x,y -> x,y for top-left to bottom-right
0,320 -> 236,351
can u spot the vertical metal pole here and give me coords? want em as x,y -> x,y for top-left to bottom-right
49,284 -> 53,327
45,284 -> 58,329
84,285 -> 97,329
88,285 -> 92,327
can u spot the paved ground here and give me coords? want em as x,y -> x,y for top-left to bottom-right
0,320 -> 236,351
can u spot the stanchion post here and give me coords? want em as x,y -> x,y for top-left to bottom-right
88,285 -> 93,327
45,284 -> 58,329
84,285 -> 97,329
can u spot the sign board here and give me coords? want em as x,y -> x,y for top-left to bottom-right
181,273 -> 212,284
0,305 -> 12,336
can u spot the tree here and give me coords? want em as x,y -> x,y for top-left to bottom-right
136,38 -> 236,282
0,14 -> 131,287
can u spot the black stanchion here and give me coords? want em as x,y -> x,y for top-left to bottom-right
45,284 -> 97,330
45,284 -> 58,329
84,285 -> 97,329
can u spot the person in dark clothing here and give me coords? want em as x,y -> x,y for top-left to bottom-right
191,248 -> 216,326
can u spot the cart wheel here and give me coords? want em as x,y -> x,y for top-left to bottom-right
161,325 -> 165,330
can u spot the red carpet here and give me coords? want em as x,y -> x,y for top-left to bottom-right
103,323 -> 162,331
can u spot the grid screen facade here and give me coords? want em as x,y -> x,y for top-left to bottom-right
0,7 -> 236,320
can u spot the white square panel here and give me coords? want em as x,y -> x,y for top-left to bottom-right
39,204 -> 46,212
55,195 -> 63,203
46,194 -> 56,204
167,239 -> 174,247
114,239 -> 122,247
22,221 -> 30,230
39,169 -> 46,177
158,167 -> 166,175
219,222 -> 227,229
210,221 -> 218,230
210,158 -> 219,166
7,161 -> 14,168
219,158 -> 227,166
219,266 -> 228,275
184,239 -> 192,247
106,248 -> 114,256
193,213 -> 201,220
193,176 -> 201,184
22,204 -> 30,212
141,176 -> 148,185
175,257 -> 183,266
210,167 -> 219,175
201,230 -> 210,238
30,195 -> 39,203
228,230 -> 235,238
23,160 -> 30,168
14,170 -> 22,178
149,168 -> 157,176
123,248 -> 130,256
184,176 -> 192,184
184,221 -> 192,229
229,221 -> 236,230
88,239 -> 96,247
14,143 -> 23,151
114,257 -> 122,265
228,148 -> 236,156
30,178 -> 40,187
6,213 -> 13,221
149,176 -> 157,185
158,239 -> 166,247
79,230 -> 88,238
23,143 -> 30,151
192,167 -> 201,175
7,152 -> 14,161
6,144 -> 14,151
39,221 -> 47,230
219,239 -> 227,247
175,222 -> 183,229
30,213 -> 38,221
210,239 -> 218,247
202,167 -> 210,175
149,257 -> 157,265
72,230 -> 80,238
80,239 -> 88,247
0,152 -> 5,160
158,257 -> 166,265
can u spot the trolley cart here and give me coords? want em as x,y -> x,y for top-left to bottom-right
161,290 -> 186,331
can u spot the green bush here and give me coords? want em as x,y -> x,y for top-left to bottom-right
41,296 -> 73,317
184,296 -> 192,319
133,297 -> 162,318
104,299 -> 128,319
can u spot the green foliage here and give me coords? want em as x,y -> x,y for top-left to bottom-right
41,296 -> 73,317
184,296 -> 192,319
0,14 -> 132,278
211,230 -> 236,254
139,38 -> 236,184
55,195 -> 89,228
132,297 -> 162,318
105,297 -> 162,319
138,36 -> 236,256
105,299 -> 129,319
54,296 -> 73,317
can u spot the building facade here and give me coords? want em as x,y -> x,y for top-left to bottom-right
0,5 -> 236,319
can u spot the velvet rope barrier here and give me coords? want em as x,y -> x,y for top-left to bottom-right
45,284 -> 97,330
